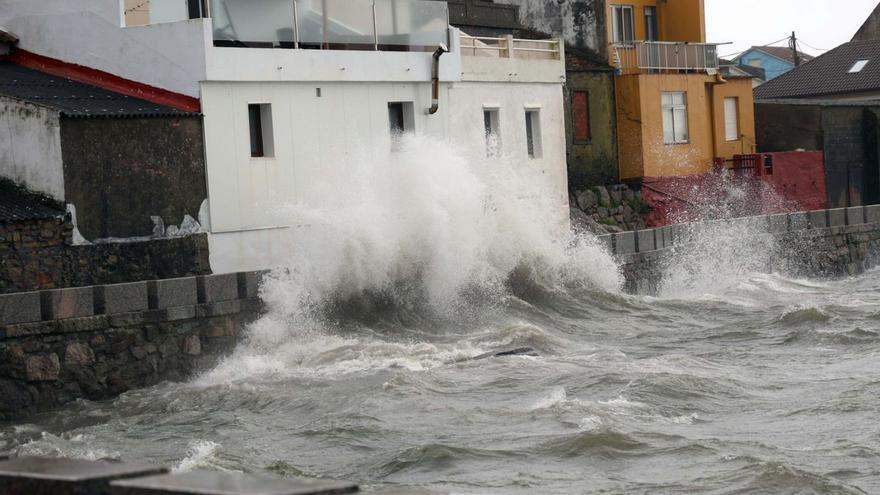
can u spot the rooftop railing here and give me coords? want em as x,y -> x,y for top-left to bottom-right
208,0 -> 449,51
612,41 -> 721,75
460,34 -> 561,60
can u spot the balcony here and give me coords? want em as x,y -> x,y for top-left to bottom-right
611,41 -> 721,75
208,0 -> 449,51
459,34 -> 562,60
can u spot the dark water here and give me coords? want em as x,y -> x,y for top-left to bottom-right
2,263 -> 880,494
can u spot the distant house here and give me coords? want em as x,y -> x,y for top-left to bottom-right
733,46 -> 814,81
1,0 -> 570,274
0,61 -> 207,241
754,40 -> 880,101
719,59 -> 766,87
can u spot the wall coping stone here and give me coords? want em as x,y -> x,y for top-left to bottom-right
0,457 -> 167,495
0,292 -> 41,326
110,470 -> 358,495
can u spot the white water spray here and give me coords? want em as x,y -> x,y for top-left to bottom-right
201,135 -> 621,383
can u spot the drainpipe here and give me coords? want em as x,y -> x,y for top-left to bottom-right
427,43 -> 448,115
707,72 -> 727,163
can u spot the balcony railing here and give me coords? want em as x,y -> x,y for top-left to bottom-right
460,34 -> 561,60
612,41 -> 721,75
209,0 -> 449,51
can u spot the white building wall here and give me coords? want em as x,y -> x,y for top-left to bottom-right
447,81 -> 569,207
202,77 -> 568,273
0,98 -> 64,200
0,0 -> 209,97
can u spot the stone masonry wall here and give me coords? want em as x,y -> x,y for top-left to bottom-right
0,272 -> 265,420
570,184 -> 649,234
0,213 -> 211,294
610,206 -> 880,294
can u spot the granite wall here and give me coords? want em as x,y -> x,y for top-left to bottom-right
608,205 -> 880,294
0,271 -> 265,420
0,217 -> 211,294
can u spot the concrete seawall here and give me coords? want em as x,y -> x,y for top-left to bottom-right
0,272 -> 267,420
604,205 -> 880,293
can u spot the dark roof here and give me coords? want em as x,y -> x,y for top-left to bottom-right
720,62 -> 766,80
745,45 -> 815,65
0,62 -> 196,119
0,181 -> 64,223
754,40 -> 880,100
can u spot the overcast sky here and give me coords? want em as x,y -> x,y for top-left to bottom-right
706,0 -> 878,59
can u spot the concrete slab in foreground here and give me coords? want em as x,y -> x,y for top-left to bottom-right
110,471 -> 358,495
0,456 -> 167,495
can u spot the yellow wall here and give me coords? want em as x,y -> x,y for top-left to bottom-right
607,0 -> 706,43
616,74 -> 756,179
712,77 -> 757,160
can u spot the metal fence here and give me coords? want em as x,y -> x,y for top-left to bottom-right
612,41 -> 720,74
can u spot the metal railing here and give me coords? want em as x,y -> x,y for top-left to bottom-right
460,34 -> 561,60
209,0 -> 449,51
612,41 -> 721,74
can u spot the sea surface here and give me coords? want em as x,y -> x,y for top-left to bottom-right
2,138 -> 879,494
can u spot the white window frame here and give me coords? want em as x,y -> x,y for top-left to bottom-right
611,5 -> 635,45
661,92 -> 689,145
724,97 -> 740,142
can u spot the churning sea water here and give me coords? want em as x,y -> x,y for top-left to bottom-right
2,137 -> 879,494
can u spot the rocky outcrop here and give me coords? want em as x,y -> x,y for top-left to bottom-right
570,184 -> 650,235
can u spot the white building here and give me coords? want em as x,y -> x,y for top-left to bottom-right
0,0 -> 569,273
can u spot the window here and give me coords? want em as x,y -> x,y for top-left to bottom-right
388,102 -> 414,150
644,6 -> 658,41
572,91 -> 591,142
611,5 -> 635,45
248,103 -> 274,158
484,108 -> 501,157
849,60 -> 870,73
724,97 -> 739,141
525,109 -> 542,158
661,92 -> 688,144
747,58 -> 763,68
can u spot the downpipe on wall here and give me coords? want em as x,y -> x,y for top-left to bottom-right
427,44 -> 448,115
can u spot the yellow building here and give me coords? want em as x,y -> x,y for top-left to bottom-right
608,0 -> 755,179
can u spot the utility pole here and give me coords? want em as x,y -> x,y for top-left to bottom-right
790,31 -> 801,66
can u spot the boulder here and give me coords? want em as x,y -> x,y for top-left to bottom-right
576,189 -> 598,210
65,343 -> 95,367
594,186 -> 611,206
26,354 -> 60,382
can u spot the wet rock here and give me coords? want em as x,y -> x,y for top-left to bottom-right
65,343 -> 95,367
182,335 -> 201,356
594,186 -> 611,206
25,354 -> 60,382
570,208 -> 609,236
471,347 -> 538,361
576,189 -> 598,210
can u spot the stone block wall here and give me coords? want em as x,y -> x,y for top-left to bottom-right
570,184 -> 649,234
610,205 -> 880,293
0,213 -> 211,294
0,271 -> 267,420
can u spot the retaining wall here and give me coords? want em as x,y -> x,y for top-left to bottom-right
604,205 -> 880,293
0,271 -> 267,420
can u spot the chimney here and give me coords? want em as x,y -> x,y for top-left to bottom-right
0,27 -> 19,56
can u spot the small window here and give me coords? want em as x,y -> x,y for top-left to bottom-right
484,108 -> 501,157
724,97 -> 739,141
388,102 -> 414,150
849,60 -> 870,73
248,103 -> 274,158
572,91 -> 591,142
644,6 -> 658,42
611,5 -> 635,45
661,92 -> 688,144
747,58 -> 763,68
525,109 -> 542,159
